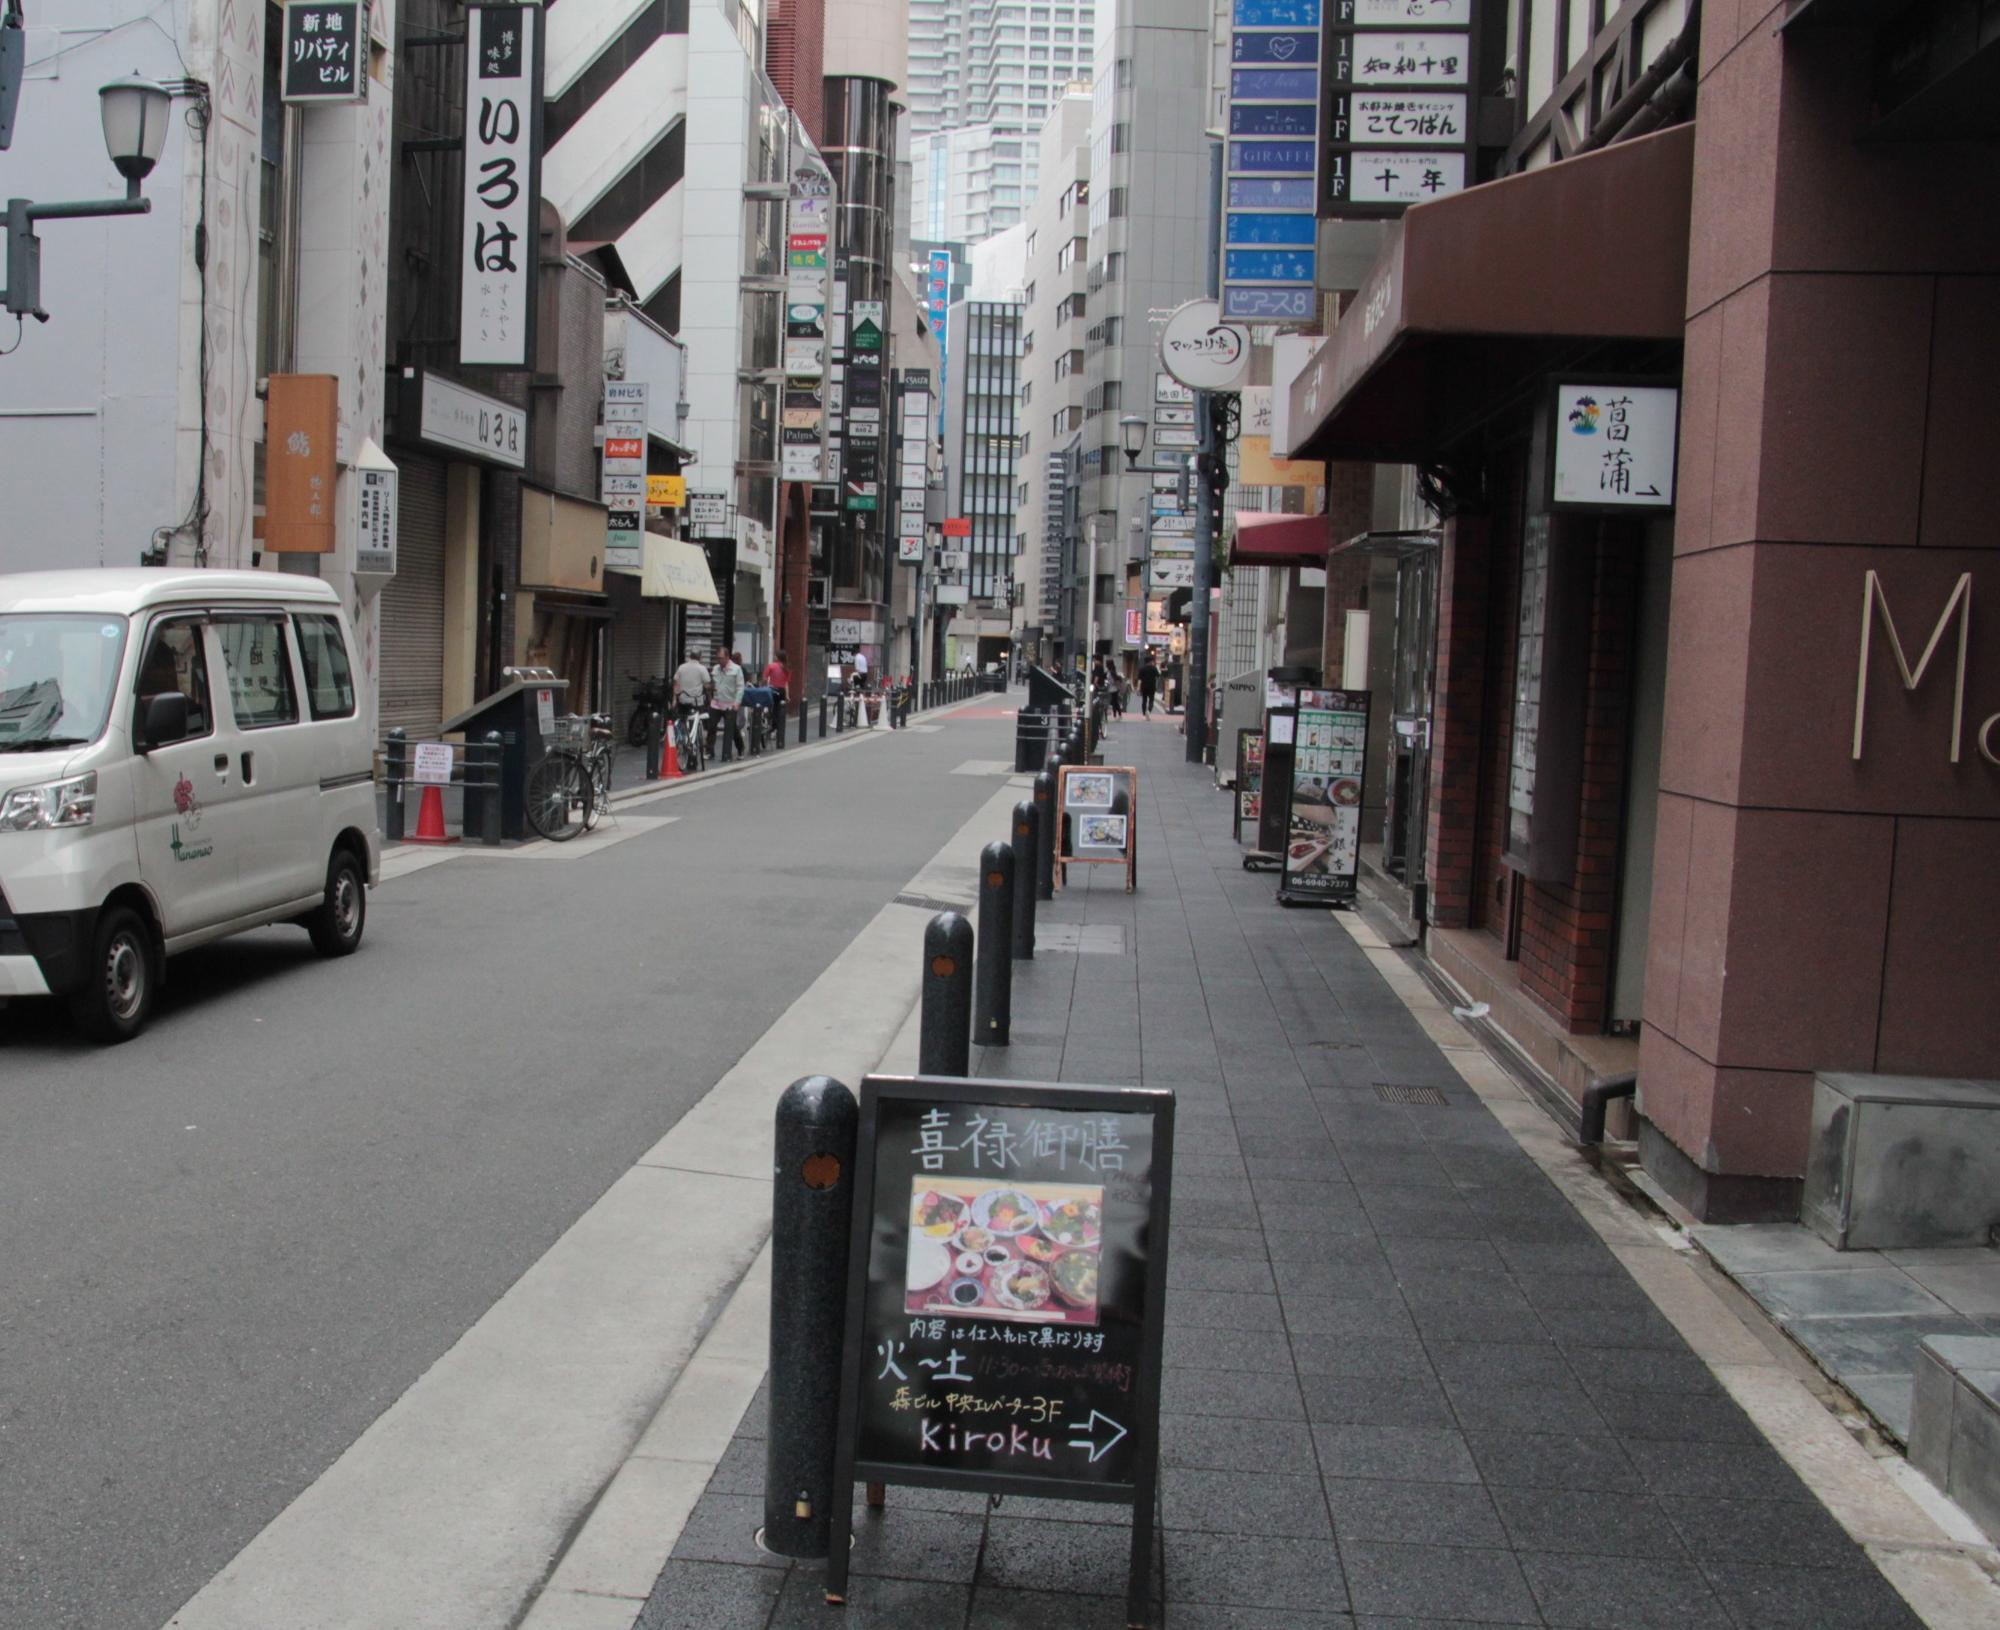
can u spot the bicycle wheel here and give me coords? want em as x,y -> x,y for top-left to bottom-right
525,751 -> 588,842
583,747 -> 612,830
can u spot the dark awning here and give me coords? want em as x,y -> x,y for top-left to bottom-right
1230,511 -> 1331,569
1286,124 -> 1695,465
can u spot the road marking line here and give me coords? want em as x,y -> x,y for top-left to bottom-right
162,776 -> 1026,1630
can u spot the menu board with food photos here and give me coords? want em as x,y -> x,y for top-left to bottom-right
828,1076 -> 1176,1624
1056,765 -> 1137,891
1235,728 -> 1265,846
1278,688 -> 1370,906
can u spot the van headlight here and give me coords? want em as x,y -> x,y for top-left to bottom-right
0,771 -> 97,831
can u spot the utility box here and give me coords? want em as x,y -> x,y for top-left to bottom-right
1803,1073 -> 2000,1251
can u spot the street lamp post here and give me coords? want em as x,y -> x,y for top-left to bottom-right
2,76 -> 173,324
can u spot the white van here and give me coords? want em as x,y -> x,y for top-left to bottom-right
0,570 -> 380,1042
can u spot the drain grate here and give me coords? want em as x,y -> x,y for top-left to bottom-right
1376,1082 -> 1450,1107
893,893 -> 970,914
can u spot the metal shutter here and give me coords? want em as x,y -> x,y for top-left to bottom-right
379,452 -> 448,736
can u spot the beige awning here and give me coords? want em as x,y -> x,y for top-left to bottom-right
640,534 -> 721,604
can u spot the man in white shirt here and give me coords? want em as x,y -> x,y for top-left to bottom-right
852,648 -> 870,690
710,649 -> 746,762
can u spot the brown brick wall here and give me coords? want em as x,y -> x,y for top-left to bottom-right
1472,461 -> 1524,940
1422,512 -> 1491,929
1513,531 -> 1640,1031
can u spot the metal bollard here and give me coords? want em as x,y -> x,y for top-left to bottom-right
919,911 -> 974,1077
479,731 -> 505,845
819,695 -> 828,738
974,843 -> 1014,1047
645,705 -> 665,781
1032,769 -> 1057,902
764,1074 -> 860,1560
798,695 -> 808,745
1010,801 -> 1037,960
384,728 -> 408,841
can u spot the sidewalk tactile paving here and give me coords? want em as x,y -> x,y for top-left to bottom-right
632,713 -> 1931,1630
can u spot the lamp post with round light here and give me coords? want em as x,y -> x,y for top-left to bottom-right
3,75 -> 173,324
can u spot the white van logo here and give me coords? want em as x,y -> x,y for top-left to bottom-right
169,775 -> 213,862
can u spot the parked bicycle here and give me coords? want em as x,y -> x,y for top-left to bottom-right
672,700 -> 706,775
523,713 -> 614,841
626,674 -> 669,747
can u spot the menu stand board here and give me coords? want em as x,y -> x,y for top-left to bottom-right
1056,765 -> 1137,892
1234,728 -> 1266,850
827,1075 -> 1176,1627
1253,703 -> 1297,866
1277,687 -> 1370,907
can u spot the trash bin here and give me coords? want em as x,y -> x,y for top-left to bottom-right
441,677 -> 570,840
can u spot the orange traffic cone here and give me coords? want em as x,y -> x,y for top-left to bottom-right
658,737 -> 683,780
408,783 -> 458,845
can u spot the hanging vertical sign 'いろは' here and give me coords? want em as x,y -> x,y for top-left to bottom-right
460,5 -> 542,368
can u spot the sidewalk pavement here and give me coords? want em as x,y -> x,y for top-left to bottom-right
624,712 -> 1977,1630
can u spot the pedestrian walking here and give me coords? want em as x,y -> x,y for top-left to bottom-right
710,648 -> 746,762
1138,654 -> 1160,717
760,654 -> 790,746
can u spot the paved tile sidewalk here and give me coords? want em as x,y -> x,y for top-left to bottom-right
635,715 -> 1927,1630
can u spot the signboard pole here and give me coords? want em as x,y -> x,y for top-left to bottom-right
824,1075 -> 1174,1627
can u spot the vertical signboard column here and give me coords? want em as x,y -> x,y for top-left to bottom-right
602,382 -> 648,570
1150,372 -> 1197,594
845,301 -> 885,516
896,370 -> 933,564
784,146 -> 834,484
1223,0 -> 1323,325
828,1076 -> 1175,1627
1320,0 -> 1474,216
461,4 -> 542,368
1278,687 -> 1371,904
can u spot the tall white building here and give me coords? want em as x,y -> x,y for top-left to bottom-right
906,0 -> 1095,243
1008,91 -> 1093,669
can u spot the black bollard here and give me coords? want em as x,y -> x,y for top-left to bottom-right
819,694 -> 828,739
919,911 -> 974,1077
384,728 -> 408,841
974,842 -> 1014,1047
1032,769 -> 1057,902
1010,801 -> 1037,960
645,704 -> 665,781
764,1074 -> 859,1560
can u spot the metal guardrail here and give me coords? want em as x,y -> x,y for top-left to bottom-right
380,727 -> 507,845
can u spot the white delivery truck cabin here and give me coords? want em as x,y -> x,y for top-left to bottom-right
0,571 -> 380,1041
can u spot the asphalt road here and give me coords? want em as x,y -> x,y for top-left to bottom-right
0,704 -> 1019,1630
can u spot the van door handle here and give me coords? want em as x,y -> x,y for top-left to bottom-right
213,754 -> 230,780
240,751 -> 254,785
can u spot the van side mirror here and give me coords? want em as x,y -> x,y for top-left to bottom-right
138,692 -> 190,750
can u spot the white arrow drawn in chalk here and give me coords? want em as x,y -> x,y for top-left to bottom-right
1068,1410 -> 1129,1463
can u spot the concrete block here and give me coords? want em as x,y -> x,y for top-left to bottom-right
1803,1072 -> 2000,1251
1907,1339 -> 1957,1489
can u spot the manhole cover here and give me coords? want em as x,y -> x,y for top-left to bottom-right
1376,1082 -> 1450,1106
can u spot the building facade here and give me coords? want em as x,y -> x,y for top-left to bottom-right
1277,0 -> 2000,1224
1009,91 -> 1093,670
941,298 -> 1023,670
905,0 -> 1095,243
1076,0 -> 1216,662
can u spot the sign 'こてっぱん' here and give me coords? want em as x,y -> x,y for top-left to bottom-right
829,1076 -> 1174,1621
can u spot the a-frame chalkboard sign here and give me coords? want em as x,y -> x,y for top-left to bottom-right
826,1075 -> 1176,1627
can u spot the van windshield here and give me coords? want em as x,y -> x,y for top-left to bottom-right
0,615 -> 131,751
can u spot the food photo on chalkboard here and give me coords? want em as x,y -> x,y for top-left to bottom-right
906,1179 -> 1105,1325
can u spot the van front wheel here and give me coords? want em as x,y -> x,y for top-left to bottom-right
308,849 -> 366,957
71,906 -> 155,1044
